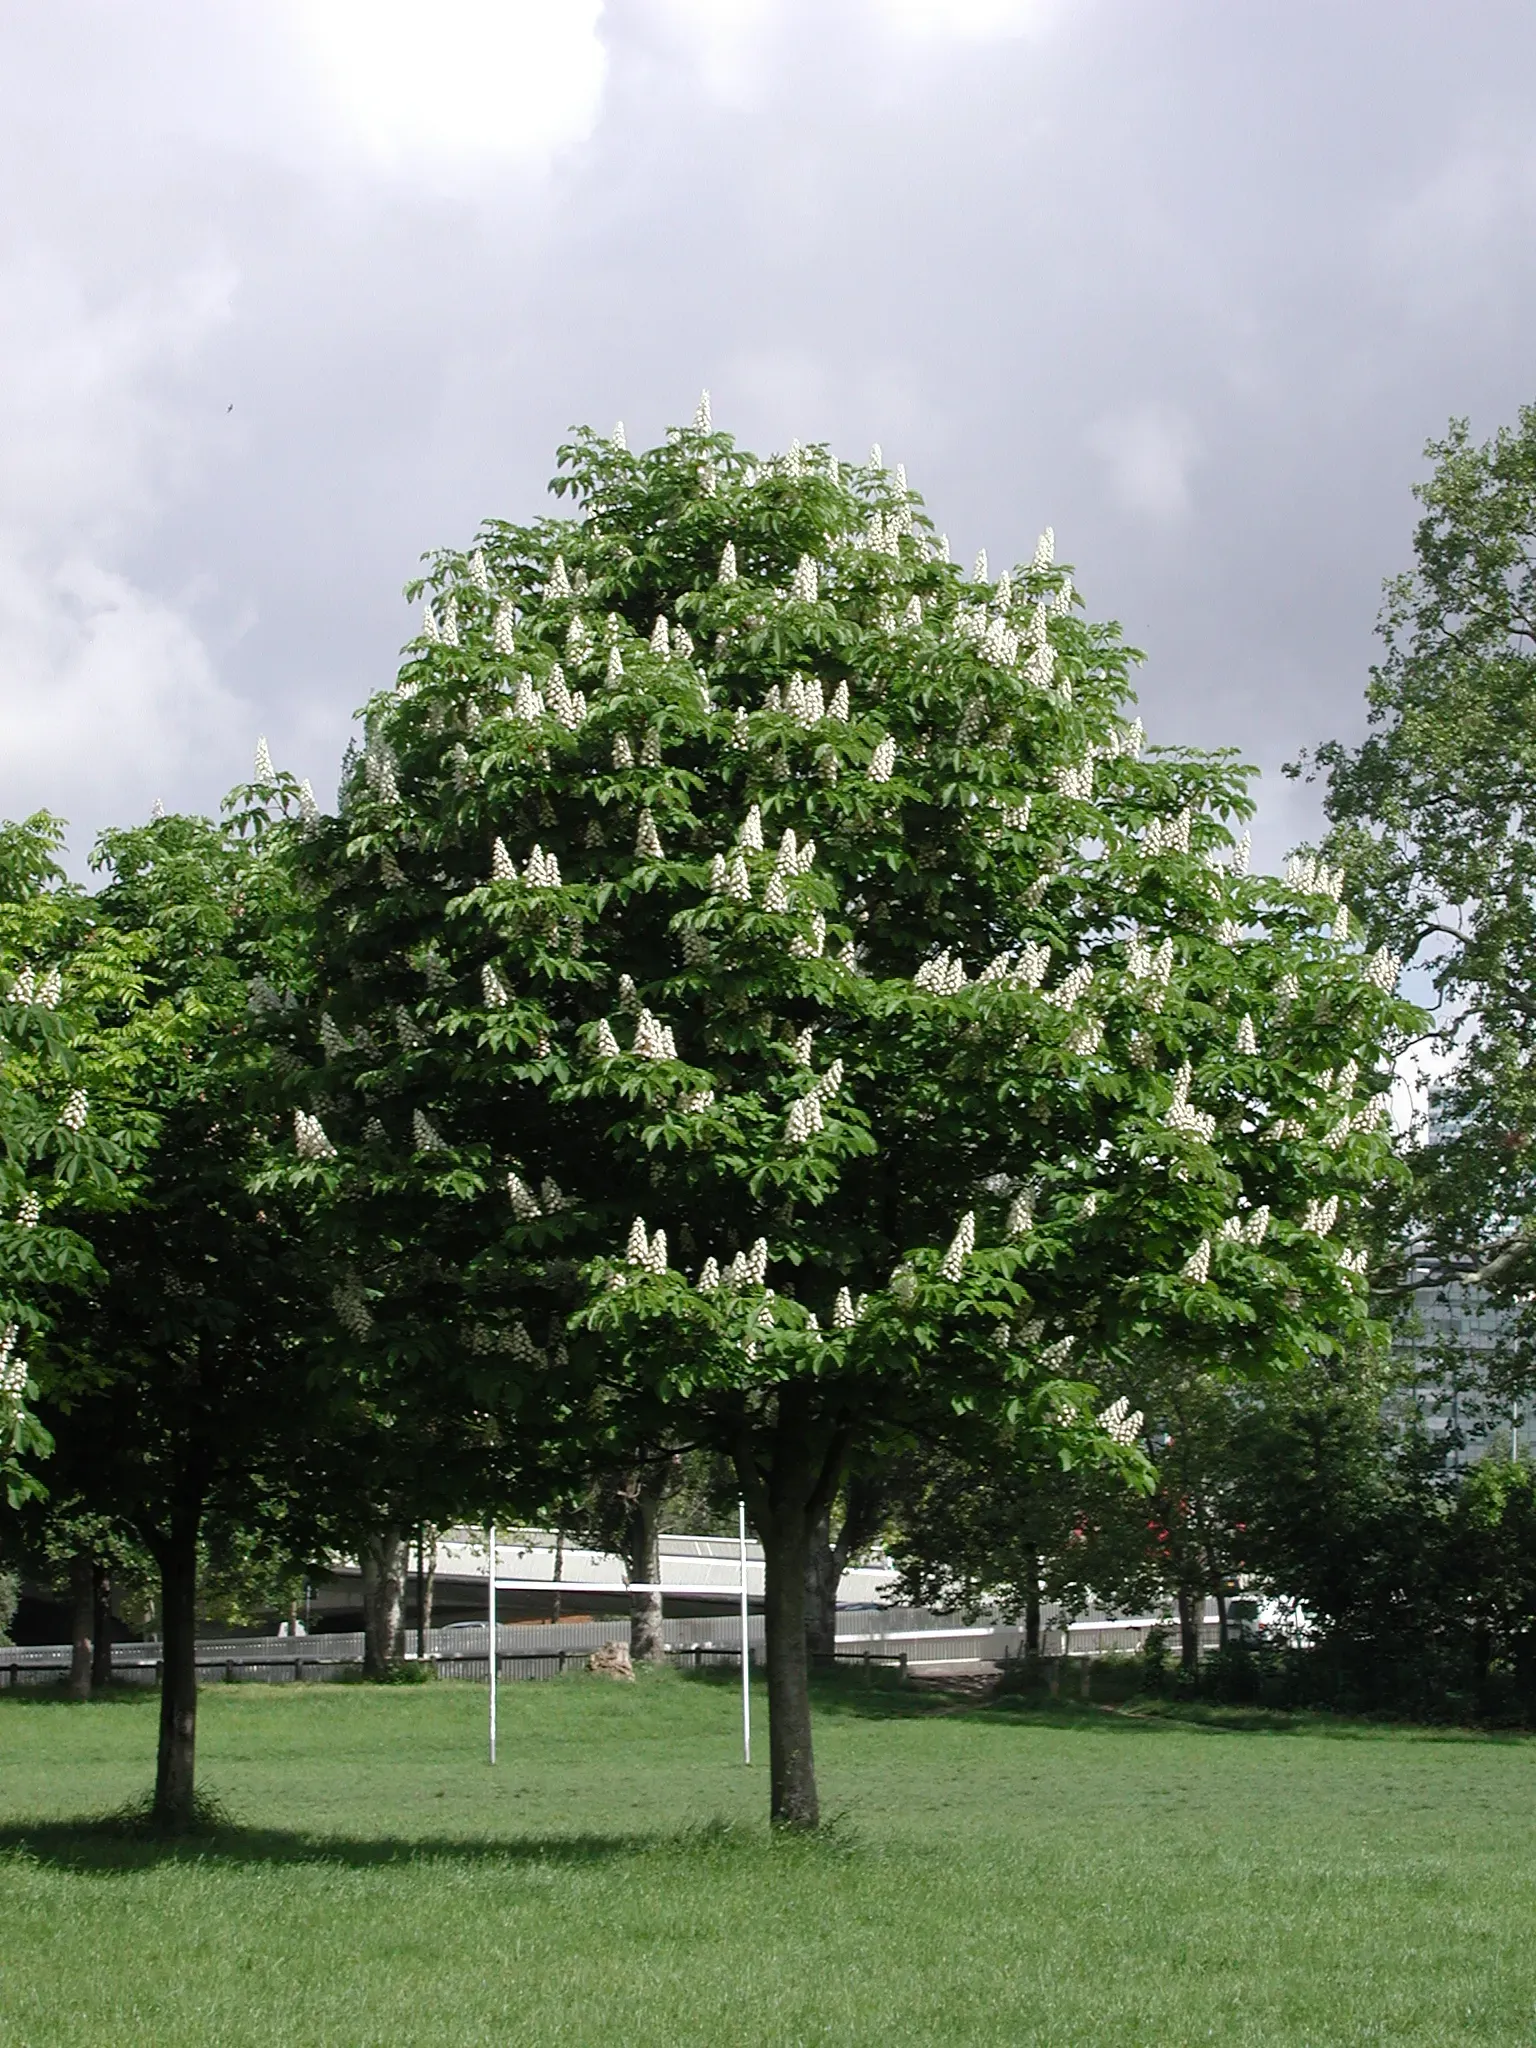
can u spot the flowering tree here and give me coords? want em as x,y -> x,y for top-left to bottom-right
289,406 -> 1407,1825
32,802 -> 328,1830
0,815 -> 150,1505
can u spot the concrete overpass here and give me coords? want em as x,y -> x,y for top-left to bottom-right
308,1528 -> 897,1630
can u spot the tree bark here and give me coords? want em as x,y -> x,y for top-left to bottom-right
67,1550 -> 94,1701
737,1390 -> 849,1830
92,1563 -> 114,1691
1024,1552 -> 1041,1657
360,1527 -> 406,1678
623,1474 -> 667,1665
415,1527 -> 437,1660
804,1473 -> 886,1662
804,1504 -> 840,1663
1177,1587 -> 1201,1673
761,1503 -> 818,1828
153,1510 -> 201,1830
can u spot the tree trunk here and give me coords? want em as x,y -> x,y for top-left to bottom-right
1024,1553 -> 1041,1657
551,1525 -> 564,1625
804,1503 -> 839,1663
67,1550 -> 94,1701
360,1527 -> 406,1678
1177,1588 -> 1201,1673
92,1564 -> 114,1691
761,1503 -> 818,1828
623,1478 -> 666,1665
736,1393 -> 849,1830
153,1510 -> 201,1830
415,1527 -> 437,1660
805,1473 -> 885,1663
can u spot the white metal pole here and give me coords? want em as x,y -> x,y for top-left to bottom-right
738,1498 -> 751,1766
487,1522 -> 497,1766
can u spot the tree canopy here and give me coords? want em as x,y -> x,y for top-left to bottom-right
1299,407 -> 1536,1387
271,407 -> 1405,1823
27,802 -> 330,1826
0,815 -> 155,1503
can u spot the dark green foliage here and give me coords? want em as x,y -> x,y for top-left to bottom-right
1297,406 -> 1536,1371
21,800 -> 337,1820
0,814 -> 153,1499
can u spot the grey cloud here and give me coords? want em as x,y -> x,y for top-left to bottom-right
2,0 -> 1535,873
1087,409 -> 1200,523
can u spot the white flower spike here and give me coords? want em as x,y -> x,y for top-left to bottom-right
294,1110 -> 336,1160
413,1110 -> 448,1154
1097,1397 -> 1143,1447
940,1211 -> 976,1282
1181,1240 -> 1212,1285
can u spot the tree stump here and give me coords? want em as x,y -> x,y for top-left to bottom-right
588,1641 -> 635,1681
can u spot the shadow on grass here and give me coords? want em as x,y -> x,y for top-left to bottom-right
686,1665 -> 1535,1746
0,1814 -> 760,1877
0,1817 -> 661,1875
0,1684 -> 163,1710
0,1808 -> 862,1878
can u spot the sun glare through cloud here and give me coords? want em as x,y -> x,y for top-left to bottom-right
289,0 -> 607,172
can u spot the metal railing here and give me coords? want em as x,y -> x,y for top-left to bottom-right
0,1605 -> 1211,1689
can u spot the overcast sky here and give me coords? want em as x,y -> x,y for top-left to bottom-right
3,0 -> 1534,872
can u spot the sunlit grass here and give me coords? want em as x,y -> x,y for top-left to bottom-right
3,1671 -> 1535,2044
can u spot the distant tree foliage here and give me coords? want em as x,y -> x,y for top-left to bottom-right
1299,407 -> 1536,1373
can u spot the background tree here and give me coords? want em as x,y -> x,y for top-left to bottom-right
888,1373 -> 1248,1671
281,408 -> 1405,1827
887,1419 -> 1098,1652
1220,1355 -> 1518,1715
1297,407 -> 1536,1376
0,814 -> 149,1505
34,799 -> 327,1829
544,1451 -> 684,1663
804,1467 -> 888,1662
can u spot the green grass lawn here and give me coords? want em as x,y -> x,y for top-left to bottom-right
3,1671 -> 1535,2046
